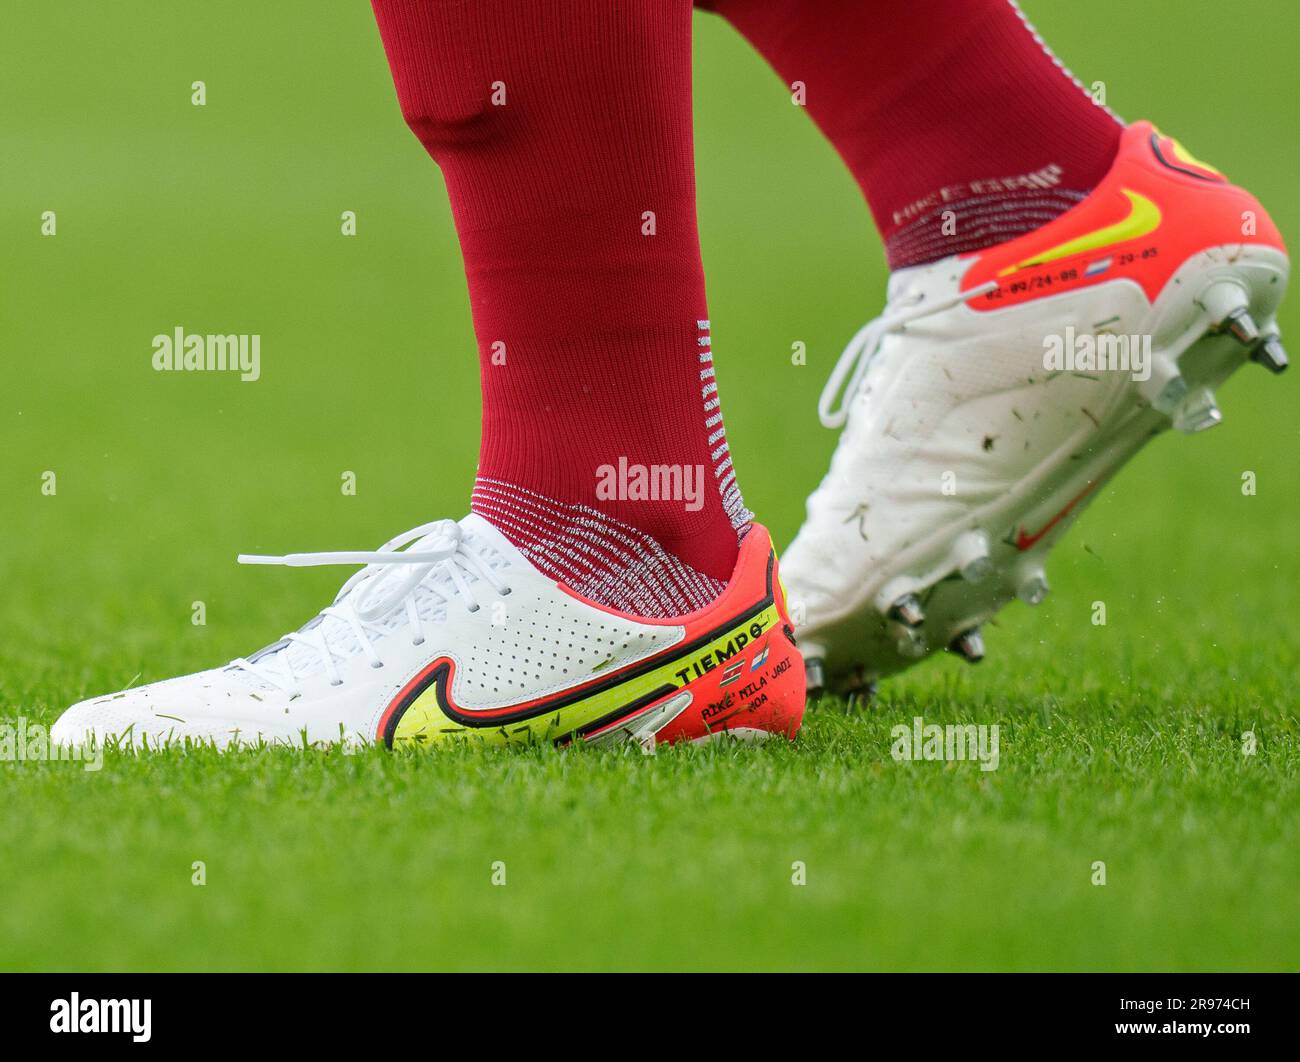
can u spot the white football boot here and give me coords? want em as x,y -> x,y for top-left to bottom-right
51,515 -> 805,749
782,121 -> 1289,694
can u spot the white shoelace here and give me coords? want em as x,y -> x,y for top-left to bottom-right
817,281 -> 999,429
230,519 -> 511,692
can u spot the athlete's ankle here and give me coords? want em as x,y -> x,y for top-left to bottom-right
471,477 -> 744,619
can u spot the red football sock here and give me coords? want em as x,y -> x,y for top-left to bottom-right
703,0 -> 1123,269
371,0 -> 749,617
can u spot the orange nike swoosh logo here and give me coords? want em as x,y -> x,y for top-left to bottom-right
997,189 -> 1162,277
1015,482 -> 1098,551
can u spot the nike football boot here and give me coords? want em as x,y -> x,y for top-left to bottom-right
783,120 -> 1288,694
52,515 -> 804,749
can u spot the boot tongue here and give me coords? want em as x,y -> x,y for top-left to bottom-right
458,512 -> 541,574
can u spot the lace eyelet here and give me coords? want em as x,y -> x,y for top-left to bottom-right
371,661 -> 385,669
330,680 -> 343,687
411,636 -> 425,646
500,587 -> 513,596
467,605 -> 481,613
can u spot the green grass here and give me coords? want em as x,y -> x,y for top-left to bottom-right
2,691 -> 1296,971
2,0 -> 1299,970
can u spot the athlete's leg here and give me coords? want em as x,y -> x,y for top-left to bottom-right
51,0 -> 808,751
371,0 -> 749,618
701,0 -> 1121,268
701,0 -> 1287,691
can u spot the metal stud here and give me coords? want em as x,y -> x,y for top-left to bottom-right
1221,308 -> 1260,346
949,628 -> 985,663
895,631 -> 928,659
1252,336 -> 1289,374
1017,576 -> 1050,606
887,593 -> 925,628
1173,386 -> 1223,434
804,657 -> 826,697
